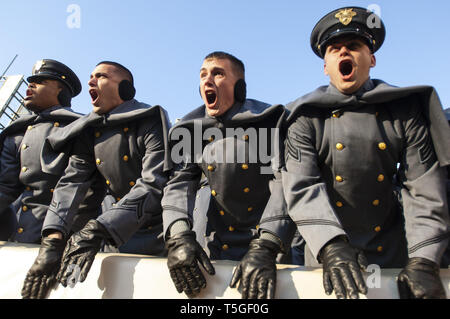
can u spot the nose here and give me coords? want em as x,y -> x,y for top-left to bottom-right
88,76 -> 96,87
339,45 -> 350,56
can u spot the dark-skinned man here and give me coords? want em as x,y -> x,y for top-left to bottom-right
240,7 -> 450,299
161,51 -> 294,299
32,61 -> 171,296
0,59 -> 103,299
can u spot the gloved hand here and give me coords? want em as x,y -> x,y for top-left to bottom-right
229,238 -> 280,299
57,219 -> 109,287
397,257 -> 447,299
165,230 -> 215,298
320,236 -> 368,299
21,237 -> 66,299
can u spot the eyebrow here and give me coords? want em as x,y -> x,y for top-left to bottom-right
200,66 -> 225,74
90,72 -> 107,78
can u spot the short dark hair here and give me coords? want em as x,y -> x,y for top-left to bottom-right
204,51 -> 245,78
96,61 -> 134,84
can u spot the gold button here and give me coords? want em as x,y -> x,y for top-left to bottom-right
22,206 -> 28,212
336,201 -> 343,208
95,131 -> 101,138
243,187 -> 250,193
96,158 -> 101,165
123,155 -> 129,162
208,136 -> 214,142
335,175 -> 343,183
17,228 -> 24,234
372,199 -> 380,206
21,144 -> 27,150
54,122 -> 60,127
243,135 -> 249,141
222,244 -> 229,251
61,75 -> 66,79
228,226 -> 235,232
336,143 -> 344,151
25,186 -> 31,191
247,207 -> 253,212
219,210 -> 225,216
50,189 -> 54,193
106,180 -> 110,185
123,127 -> 129,133
332,113 -> 339,118
256,225 -> 260,230
211,190 -> 217,197
374,226 -> 381,232
116,197 -> 121,201
377,174 -> 385,182
378,142 -> 387,150
377,246 -> 383,252
375,112 -> 379,117
27,125 -> 33,130
207,165 -> 215,172
129,181 -> 135,187
241,164 -> 249,170
21,167 -> 28,172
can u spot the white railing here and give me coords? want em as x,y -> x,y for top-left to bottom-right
0,241 -> 449,299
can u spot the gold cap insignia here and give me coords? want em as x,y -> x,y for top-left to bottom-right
32,60 -> 45,74
335,8 -> 357,26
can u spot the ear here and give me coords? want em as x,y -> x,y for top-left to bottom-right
324,62 -> 329,76
370,54 -> 376,68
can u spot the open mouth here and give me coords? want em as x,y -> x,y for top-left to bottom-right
24,89 -> 33,101
205,90 -> 217,105
339,60 -> 354,79
89,89 -> 99,103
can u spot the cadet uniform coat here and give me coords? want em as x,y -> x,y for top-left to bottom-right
161,99 -> 293,260
268,79 -> 450,267
41,99 -> 171,255
0,106 -> 102,243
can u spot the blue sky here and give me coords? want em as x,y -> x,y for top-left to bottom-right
0,0 -> 449,122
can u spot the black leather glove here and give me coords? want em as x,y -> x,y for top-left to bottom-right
21,237 -> 66,299
320,236 -> 368,299
166,230 -> 215,298
397,257 -> 447,299
57,219 -> 109,287
229,238 -> 280,299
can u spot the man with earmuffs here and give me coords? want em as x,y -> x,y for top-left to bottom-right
23,61 -> 172,298
161,51 -> 294,298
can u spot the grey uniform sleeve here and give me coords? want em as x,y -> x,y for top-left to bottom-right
161,161 -> 202,239
259,171 -> 297,253
399,103 -> 450,264
97,121 -> 169,246
42,132 -> 97,237
282,117 -> 346,261
0,135 -> 23,214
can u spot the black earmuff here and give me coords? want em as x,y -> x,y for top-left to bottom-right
234,79 -> 246,103
57,86 -> 72,107
118,80 -> 136,101
198,79 -> 247,103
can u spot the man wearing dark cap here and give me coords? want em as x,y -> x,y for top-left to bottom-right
0,59 -> 102,298
252,7 -> 450,299
0,59 -> 93,242
37,61 -> 171,293
161,51 -> 293,298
